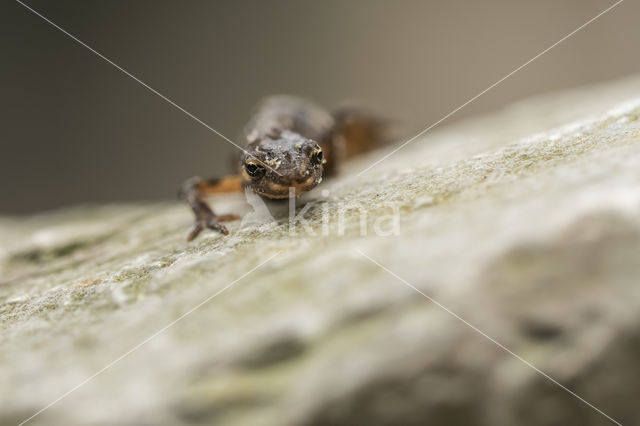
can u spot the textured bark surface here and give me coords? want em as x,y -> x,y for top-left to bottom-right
3,76 -> 640,425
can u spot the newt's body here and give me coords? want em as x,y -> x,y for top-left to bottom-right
179,95 -> 385,240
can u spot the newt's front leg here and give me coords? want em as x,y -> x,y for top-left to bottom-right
178,175 -> 244,241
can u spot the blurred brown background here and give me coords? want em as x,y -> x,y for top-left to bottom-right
1,0 -> 638,214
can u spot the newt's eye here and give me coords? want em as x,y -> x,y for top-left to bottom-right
311,148 -> 323,165
244,162 -> 265,178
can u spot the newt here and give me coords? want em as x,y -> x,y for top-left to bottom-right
178,95 -> 385,241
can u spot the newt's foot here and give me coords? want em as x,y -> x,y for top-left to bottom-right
187,213 -> 240,241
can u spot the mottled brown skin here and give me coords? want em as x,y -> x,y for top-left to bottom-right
179,95 -> 385,240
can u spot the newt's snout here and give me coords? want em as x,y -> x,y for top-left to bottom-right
241,132 -> 324,199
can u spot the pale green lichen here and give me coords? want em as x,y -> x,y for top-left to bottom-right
2,79 -> 640,425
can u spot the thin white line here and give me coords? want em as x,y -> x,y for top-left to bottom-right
357,249 -> 622,426
15,0 -> 240,150
14,0 -> 282,176
17,251 -> 281,426
357,0 -> 624,176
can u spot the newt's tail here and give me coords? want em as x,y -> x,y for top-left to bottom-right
323,106 -> 392,175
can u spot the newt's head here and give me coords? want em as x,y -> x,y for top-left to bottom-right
241,130 -> 324,199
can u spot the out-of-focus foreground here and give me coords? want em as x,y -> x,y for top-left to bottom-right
2,76 -> 640,425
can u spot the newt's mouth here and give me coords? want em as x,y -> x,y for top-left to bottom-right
254,175 -> 321,199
